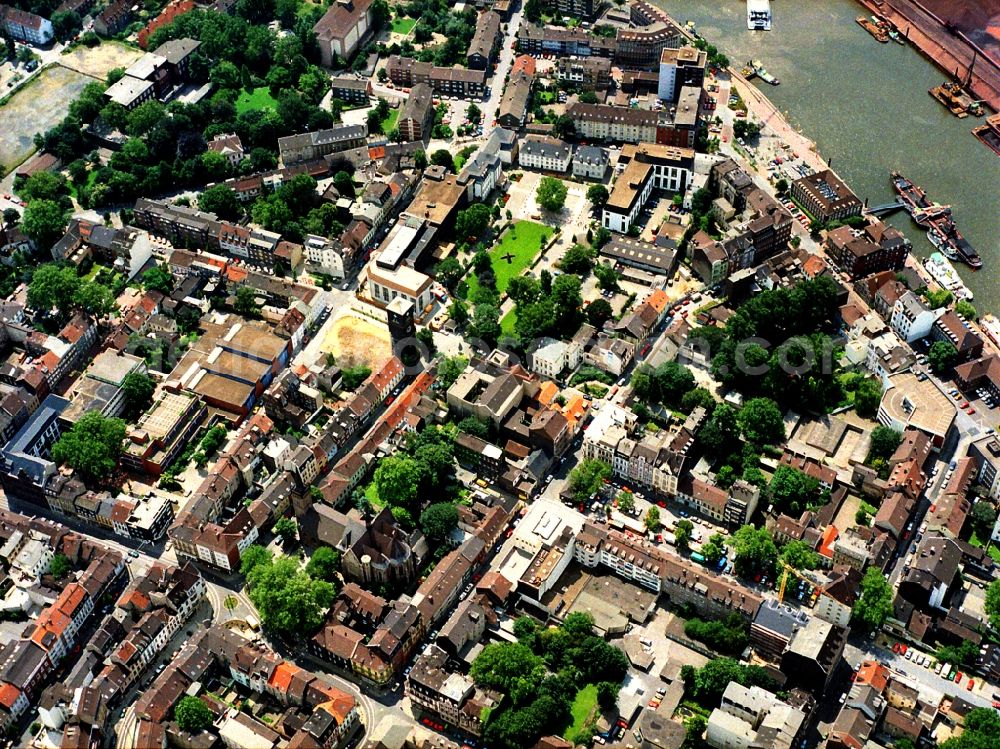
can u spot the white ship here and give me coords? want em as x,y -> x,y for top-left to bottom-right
924,252 -> 973,301
747,0 -> 772,30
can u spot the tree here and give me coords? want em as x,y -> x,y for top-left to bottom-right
466,102 -> 482,124
955,300 -> 978,321
49,553 -> 71,579
644,506 -> 661,531
420,502 -> 459,543
586,184 -> 609,207
21,200 -> 67,250
868,426 -> 902,459
552,114 -> 575,140
559,244 -> 594,275
234,286 -> 260,317
701,534 -> 726,566
332,171 -> 356,199
430,149 -> 454,172
142,265 -> 174,294
729,525 -> 778,578
675,519 -> 693,549
568,459 -> 612,502
699,403 -> 739,453
985,579 -> 1000,630
536,176 -> 567,212
455,203 -> 491,240
970,501 -> 998,542
3,208 -> 18,226
74,282 -> 116,317
274,517 -> 298,545
240,544 -> 273,575
28,264 -> 79,312
414,149 -> 427,170
438,355 -> 468,389
174,696 -> 212,733
737,398 -> 784,445
246,555 -> 335,635
781,540 -> 819,570
121,371 -> 156,417
767,466 -> 821,515
51,412 -> 126,485
435,257 -> 464,290
928,340 -> 958,374
616,490 -> 634,514
851,567 -> 894,631
469,302 -> 501,344
596,681 -> 619,710
854,377 -> 883,418
305,546 -> 340,582
374,455 -> 424,508
587,298 -> 613,327
199,184 -> 242,220
775,178 -> 789,196
341,365 -> 372,390
593,263 -> 619,291
471,642 -> 545,705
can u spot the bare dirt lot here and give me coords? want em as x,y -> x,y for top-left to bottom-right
59,41 -> 143,79
320,312 -> 393,370
0,65 -> 95,173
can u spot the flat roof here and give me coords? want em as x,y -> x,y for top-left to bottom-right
880,372 -> 955,437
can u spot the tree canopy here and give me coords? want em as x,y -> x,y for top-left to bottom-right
304,546 -> 340,582
851,567 -> 894,632
568,459 -> 611,502
728,525 -> 778,579
51,412 -> 126,485
767,466 -> 823,515
536,177 -> 567,212
737,398 -> 785,445
420,502 -> 459,543
174,696 -> 213,733
122,371 -> 157,418
245,554 -> 335,635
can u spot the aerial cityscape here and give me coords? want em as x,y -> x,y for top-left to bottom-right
0,0 -> 997,748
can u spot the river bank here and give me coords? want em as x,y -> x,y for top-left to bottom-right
663,0 -> 999,309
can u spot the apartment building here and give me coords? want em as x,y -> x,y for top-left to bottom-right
602,143 -> 694,233
0,5 -> 53,44
397,83 -> 434,143
278,124 -> 368,166
556,56 -> 612,90
567,102 -> 659,144
518,136 -> 572,173
467,10 -> 501,70
657,45 -> 707,102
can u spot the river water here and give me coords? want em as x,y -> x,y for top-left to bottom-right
659,0 -> 1000,309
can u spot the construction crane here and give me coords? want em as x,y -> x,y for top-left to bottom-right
777,561 -> 821,604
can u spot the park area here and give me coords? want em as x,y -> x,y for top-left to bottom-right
564,684 -> 599,742
466,220 -> 553,297
0,65 -> 96,174
236,86 -> 278,114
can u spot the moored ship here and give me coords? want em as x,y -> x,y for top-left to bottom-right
891,171 -> 982,270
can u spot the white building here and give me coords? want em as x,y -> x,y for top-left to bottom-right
207,133 -> 245,168
304,234 -> 346,279
603,143 -> 693,234
890,291 -> 942,343
572,145 -> 609,180
529,337 -> 569,378
707,683 -> 806,749
366,262 -> 434,312
518,136 -> 572,173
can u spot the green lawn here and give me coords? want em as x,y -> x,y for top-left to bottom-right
365,482 -> 384,509
969,531 -> 1000,563
500,307 -> 518,335
537,90 -> 556,104
68,170 -> 98,201
391,16 -> 416,34
564,684 -> 598,741
380,108 -> 399,134
466,220 -> 553,298
236,86 -> 278,114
